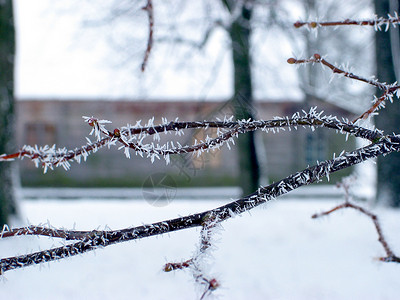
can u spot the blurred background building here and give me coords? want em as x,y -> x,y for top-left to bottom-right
16,98 -> 356,187
12,0 -> 373,190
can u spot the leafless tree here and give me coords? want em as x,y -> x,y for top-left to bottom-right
0,0 -> 17,227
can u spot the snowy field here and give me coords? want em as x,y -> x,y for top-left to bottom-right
1,188 -> 400,300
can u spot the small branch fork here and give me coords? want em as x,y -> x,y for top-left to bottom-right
288,54 -> 400,123
312,177 -> 400,263
164,216 -> 220,299
294,13 -> 400,30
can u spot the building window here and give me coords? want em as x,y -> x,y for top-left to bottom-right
305,131 -> 326,166
191,128 -> 222,169
24,122 -> 56,146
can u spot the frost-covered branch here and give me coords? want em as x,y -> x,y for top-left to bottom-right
0,137 -> 111,173
288,54 -> 400,123
2,9 -> 399,298
2,132 -> 400,273
0,225 -> 90,240
164,216 -> 221,299
288,54 -> 388,90
0,109 -> 383,172
294,13 -> 400,31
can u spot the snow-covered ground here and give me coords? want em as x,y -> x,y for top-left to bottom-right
1,189 -> 399,299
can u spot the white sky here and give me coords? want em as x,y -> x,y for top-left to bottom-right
14,0 -> 136,99
13,0 -> 374,102
13,0 -> 305,101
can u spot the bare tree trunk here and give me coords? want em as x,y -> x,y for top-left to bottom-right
0,0 -> 16,225
374,0 -> 400,207
223,0 -> 260,196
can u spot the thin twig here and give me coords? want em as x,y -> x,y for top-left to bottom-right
294,16 -> 400,29
1,226 -> 100,241
312,202 -> 400,263
288,54 -> 400,122
141,0 -> 153,72
0,111 -> 383,171
0,137 -> 111,172
288,54 -> 387,90
164,215 -> 220,298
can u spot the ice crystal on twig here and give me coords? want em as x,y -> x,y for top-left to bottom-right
163,214 -> 221,299
288,54 -> 400,122
1,109 -> 384,172
294,14 -> 400,30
